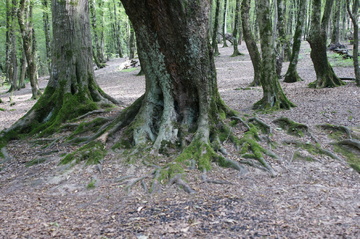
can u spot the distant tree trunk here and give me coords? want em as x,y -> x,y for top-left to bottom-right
284,0 -> 307,83
347,0 -> 360,86
241,0 -> 261,86
42,0 -> 51,74
231,0 -> 242,57
5,0 -> 118,136
18,0 -> 41,99
276,0 -> 286,78
19,50 -> 26,89
90,0 -> 105,68
222,0 -> 229,47
331,0 -> 341,45
307,0 -> 345,88
113,0 -> 123,58
6,0 -> 18,92
212,0 -> 221,56
128,23 -> 136,60
254,0 -> 295,110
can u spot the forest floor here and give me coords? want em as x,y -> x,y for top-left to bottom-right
0,42 -> 359,238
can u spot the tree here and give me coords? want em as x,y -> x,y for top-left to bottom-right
222,0 -> 229,47
18,0 -> 41,99
3,0 -> 118,137
5,0 -> 18,92
331,0 -> 342,45
284,0 -> 307,83
231,0 -> 242,57
347,0 -> 360,86
90,0 -> 106,68
41,0 -> 51,74
254,0 -> 295,110
307,0 -> 345,88
241,0 -> 261,86
212,0 -> 221,56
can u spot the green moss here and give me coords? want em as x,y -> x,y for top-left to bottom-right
334,145 -> 360,173
25,158 -> 47,167
69,117 -> 108,139
0,108 -> 5,111
273,117 -> 308,137
60,141 -> 106,165
293,151 -> 315,162
120,67 -> 138,73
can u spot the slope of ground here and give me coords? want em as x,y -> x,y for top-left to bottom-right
0,42 -> 359,238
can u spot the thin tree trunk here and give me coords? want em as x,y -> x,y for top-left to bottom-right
90,0 -> 105,68
6,0 -> 18,92
212,0 -> 221,56
254,0 -> 295,110
42,0 -> 51,74
222,0 -> 229,47
128,23 -> 136,60
231,0 -> 242,56
347,0 -> 360,86
241,0 -> 261,86
284,0 -> 307,83
18,0 -> 41,99
331,0 -> 341,45
19,50 -> 26,89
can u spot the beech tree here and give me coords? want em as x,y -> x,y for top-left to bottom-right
347,0 -> 360,86
241,0 -> 261,86
284,0 -> 307,83
2,0 -> 118,136
307,0 -> 345,88
254,0 -> 295,110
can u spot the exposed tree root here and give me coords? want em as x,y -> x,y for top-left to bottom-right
334,139 -> 360,150
169,174 -> 196,194
201,170 -> 233,185
317,124 -> 353,139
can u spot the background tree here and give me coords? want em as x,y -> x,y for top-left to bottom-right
18,0 -> 41,99
231,0 -> 242,57
222,0 -> 229,47
41,0 -> 51,74
241,0 -> 261,86
254,0 -> 295,110
284,0 -> 307,83
347,0 -> 360,86
3,0 -> 118,136
212,0 -> 221,56
90,0 -> 105,68
331,0 -> 342,45
307,0 -> 345,88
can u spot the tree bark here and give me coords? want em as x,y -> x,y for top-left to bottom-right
104,0 -> 238,172
231,0 -> 242,57
6,0 -> 18,92
4,0 -> 118,136
222,0 -> 229,47
254,0 -> 295,110
241,0 -> 261,86
307,0 -> 344,88
331,0 -> 341,45
347,0 -> 360,86
90,0 -> 106,68
212,0 -> 221,56
18,0 -> 41,99
284,0 -> 307,83
42,0 -> 51,74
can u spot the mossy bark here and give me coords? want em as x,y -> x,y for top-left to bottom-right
307,0 -> 345,88
284,0 -> 307,83
254,0 -> 295,110
241,0 -> 261,86
94,0 -> 239,175
1,0 -> 117,138
231,0 -> 242,57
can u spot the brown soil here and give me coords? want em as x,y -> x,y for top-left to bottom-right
0,42 -> 359,238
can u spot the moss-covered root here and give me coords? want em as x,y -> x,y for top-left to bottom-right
332,139 -> 360,173
60,141 -> 106,165
317,124 -> 353,140
273,117 -> 309,137
238,126 -> 278,176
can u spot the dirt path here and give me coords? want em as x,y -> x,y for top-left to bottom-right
0,43 -> 359,238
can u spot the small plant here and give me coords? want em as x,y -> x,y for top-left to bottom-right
86,179 -> 96,189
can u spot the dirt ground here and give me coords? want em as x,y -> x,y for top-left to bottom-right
0,42 -> 359,238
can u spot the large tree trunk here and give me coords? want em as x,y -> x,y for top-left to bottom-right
241,0 -> 261,86
284,0 -> 307,83
18,0 -> 41,99
307,0 -> 345,88
254,0 -> 295,110
347,0 -> 360,86
85,0 -> 242,175
4,0 -> 118,136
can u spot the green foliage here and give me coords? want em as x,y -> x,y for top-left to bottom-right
86,178 -> 97,189
328,52 -> 359,68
